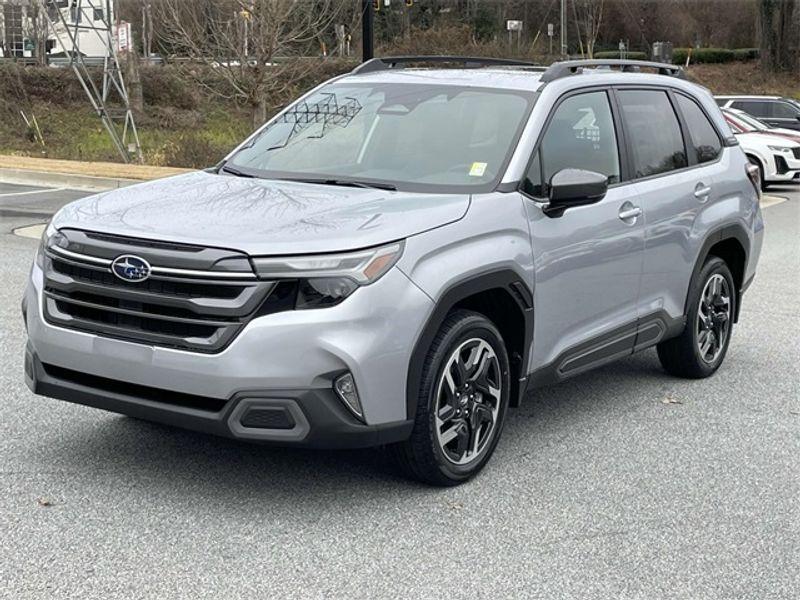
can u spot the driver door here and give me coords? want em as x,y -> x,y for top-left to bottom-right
522,89 -> 645,379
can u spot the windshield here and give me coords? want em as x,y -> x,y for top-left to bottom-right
227,82 -> 535,193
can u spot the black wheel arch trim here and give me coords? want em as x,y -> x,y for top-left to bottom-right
406,268 -> 534,420
686,223 -> 750,322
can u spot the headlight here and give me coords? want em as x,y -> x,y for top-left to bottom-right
767,145 -> 792,152
252,241 -> 404,309
35,222 -> 65,269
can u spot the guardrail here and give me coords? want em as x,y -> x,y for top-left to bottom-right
0,56 -> 164,67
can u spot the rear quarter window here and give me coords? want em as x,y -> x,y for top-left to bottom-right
675,94 -> 722,164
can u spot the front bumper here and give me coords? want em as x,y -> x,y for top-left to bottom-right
24,262 -> 431,446
24,350 -> 412,448
767,153 -> 800,182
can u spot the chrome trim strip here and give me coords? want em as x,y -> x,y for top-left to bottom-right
49,246 -> 111,266
49,245 -> 257,280
149,266 -> 257,280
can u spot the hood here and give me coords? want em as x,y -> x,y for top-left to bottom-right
761,128 -> 800,143
737,132 -> 800,149
52,171 -> 470,255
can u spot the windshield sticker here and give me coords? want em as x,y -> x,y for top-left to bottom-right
469,162 -> 488,177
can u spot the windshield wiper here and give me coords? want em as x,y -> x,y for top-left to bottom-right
220,164 -> 256,178
288,177 -> 397,191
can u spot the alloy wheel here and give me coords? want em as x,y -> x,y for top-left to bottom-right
434,338 -> 502,466
696,273 -> 731,364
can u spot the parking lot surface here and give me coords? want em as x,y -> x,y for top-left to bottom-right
1,182 -> 798,599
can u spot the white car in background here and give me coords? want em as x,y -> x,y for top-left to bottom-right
725,128 -> 800,190
722,107 -> 800,144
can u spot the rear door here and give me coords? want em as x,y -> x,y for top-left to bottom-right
617,88 -> 725,327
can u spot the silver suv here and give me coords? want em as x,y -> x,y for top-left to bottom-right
23,58 -> 764,485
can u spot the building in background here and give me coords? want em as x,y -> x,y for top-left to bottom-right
0,0 -> 113,59
48,0 -> 114,58
1,0 -> 29,58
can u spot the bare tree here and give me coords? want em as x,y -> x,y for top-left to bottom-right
573,0 -> 605,58
156,0 -> 344,129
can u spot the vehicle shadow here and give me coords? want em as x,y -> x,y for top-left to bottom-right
766,183 -> 799,195
44,349 -> 668,501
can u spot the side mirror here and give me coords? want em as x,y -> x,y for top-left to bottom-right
544,168 -> 608,217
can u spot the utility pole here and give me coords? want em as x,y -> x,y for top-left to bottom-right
361,0 -> 374,61
560,0 -> 567,58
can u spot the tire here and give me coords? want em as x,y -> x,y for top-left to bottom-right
657,256 -> 736,379
389,310 -> 511,486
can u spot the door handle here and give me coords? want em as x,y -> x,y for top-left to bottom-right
694,184 -> 712,200
618,205 -> 642,221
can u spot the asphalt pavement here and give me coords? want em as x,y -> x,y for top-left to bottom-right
1,181 -> 798,599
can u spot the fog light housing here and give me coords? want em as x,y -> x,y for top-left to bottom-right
334,373 -> 363,421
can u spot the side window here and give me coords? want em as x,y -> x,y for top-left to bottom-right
618,90 -> 688,178
675,94 -> 722,164
770,101 -> 800,119
732,100 -> 768,117
523,91 -> 620,197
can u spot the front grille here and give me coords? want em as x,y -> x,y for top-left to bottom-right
42,231 -> 279,353
52,259 -> 243,299
792,147 -> 800,160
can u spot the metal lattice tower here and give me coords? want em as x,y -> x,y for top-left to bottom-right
42,0 -> 142,163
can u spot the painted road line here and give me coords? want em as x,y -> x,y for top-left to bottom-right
12,224 -> 46,239
0,186 -> 65,198
761,195 -> 787,209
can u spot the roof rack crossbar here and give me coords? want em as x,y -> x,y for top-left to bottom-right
540,59 -> 686,83
351,55 -> 545,75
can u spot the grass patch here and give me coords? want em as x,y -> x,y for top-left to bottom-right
0,102 -> 251,168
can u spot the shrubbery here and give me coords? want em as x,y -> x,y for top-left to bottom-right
140,66 -> 200,110
672,47 -> 759,65
732,48 -> 760,61
0,63 -> 88,105
593,51 -> 648,60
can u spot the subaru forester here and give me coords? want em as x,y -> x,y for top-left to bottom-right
23,58 -> 764,485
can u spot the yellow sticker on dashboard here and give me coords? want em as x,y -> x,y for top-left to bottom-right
469,162 -> 488,177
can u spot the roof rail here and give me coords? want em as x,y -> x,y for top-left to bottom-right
540,59 -> 686,83
351,55 -> 545,75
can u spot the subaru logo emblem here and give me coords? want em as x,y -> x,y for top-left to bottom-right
111,254 -> 151,282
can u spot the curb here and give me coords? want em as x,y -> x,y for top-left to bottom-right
0,168 -> 138,192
